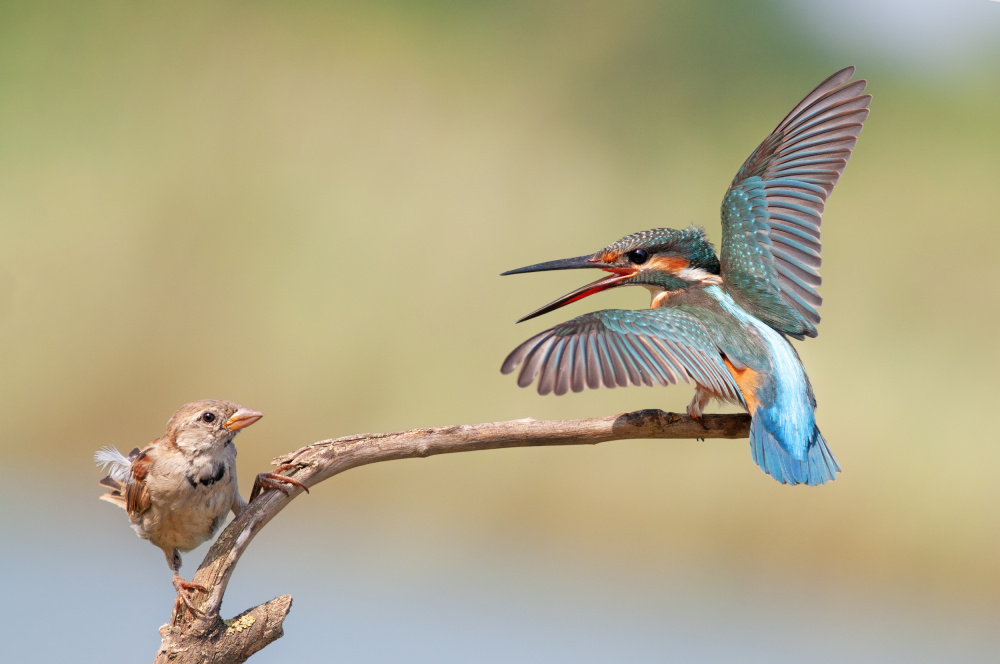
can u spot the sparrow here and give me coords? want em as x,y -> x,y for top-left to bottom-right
95,399 -> 307,614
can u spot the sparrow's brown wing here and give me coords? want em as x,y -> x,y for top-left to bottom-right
124,450 -> 152,517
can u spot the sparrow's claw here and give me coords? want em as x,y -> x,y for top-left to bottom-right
250,464 -> 309,502
172,573 -> 208,616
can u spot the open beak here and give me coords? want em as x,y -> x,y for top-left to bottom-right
501,254 -> 607,276
223,408 -> 264,432
501,254 -> 635,323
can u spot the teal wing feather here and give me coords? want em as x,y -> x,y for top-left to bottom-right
501,308 -> 743,404
720,66 -> 871,338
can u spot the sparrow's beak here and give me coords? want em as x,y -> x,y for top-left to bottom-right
501,254 -> 636,323
223,408 -> 264,432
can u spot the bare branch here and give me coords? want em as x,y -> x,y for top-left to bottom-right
153,410 -> 749,662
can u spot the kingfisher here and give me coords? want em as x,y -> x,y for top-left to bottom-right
500,67 -> 870,486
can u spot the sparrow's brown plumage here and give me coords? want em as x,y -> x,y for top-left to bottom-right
95,399 -> 306,614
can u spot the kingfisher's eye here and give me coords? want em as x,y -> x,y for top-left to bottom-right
627,249 -> 649,265
201,412 -> 216,423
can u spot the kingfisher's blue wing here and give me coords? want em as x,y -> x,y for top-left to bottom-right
501,308 -> 743,403
720,67 -> 870,338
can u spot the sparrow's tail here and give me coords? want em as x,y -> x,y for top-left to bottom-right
95,446 -> 133,481
95,446 -> 139,508
749,414 -> 840,486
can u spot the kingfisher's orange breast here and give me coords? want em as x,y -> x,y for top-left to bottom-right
723,357 -> 762,413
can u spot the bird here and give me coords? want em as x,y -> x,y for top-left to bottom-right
95,399 -> 307,614
500,67 -> 870,485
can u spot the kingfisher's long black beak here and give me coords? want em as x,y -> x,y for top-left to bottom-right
500,254 -> 604,276
502,254 -> 635,323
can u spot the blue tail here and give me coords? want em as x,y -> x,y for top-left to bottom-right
749,414 -> 840,486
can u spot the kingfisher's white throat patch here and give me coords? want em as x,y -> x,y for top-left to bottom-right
677,266 -> 722,285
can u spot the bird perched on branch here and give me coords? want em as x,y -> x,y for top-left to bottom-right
501,67 -> 870,486
95,399 -> 307,614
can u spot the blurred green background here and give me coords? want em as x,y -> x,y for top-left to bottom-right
2,0 -> 999,661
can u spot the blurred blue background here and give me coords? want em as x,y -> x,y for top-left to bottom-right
1,1 -> 999,661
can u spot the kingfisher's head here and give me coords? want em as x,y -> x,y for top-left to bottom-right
502,226 -> 720,322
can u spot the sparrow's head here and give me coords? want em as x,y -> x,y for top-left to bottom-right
502,226 -> 720,322
167,399 -> 263,455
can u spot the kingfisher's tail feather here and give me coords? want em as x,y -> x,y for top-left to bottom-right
749,416 -> 840,486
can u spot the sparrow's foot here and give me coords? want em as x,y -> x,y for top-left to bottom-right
172,572 -> 208,616
250,464 -> 309,502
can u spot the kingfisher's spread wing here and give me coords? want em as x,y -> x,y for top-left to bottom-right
501,308 -> 743,403
720,67 -> 870,338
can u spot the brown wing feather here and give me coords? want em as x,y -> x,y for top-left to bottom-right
97,445 -> 153,513
98,486 -> 127,509
97,466 -> 127,509
98,476 -> 121,491
124,451 -> 152,517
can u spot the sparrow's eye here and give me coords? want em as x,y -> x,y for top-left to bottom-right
627,249 -> 649,265
201,412 -> 216,423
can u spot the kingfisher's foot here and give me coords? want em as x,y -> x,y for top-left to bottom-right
687,411 -> 709,431
686,409 -> 708,441
250,465 -> 309,502
686,389 -> 712,432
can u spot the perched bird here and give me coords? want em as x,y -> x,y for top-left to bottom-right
95,399 -> 307,613
501,67 -> 870,485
